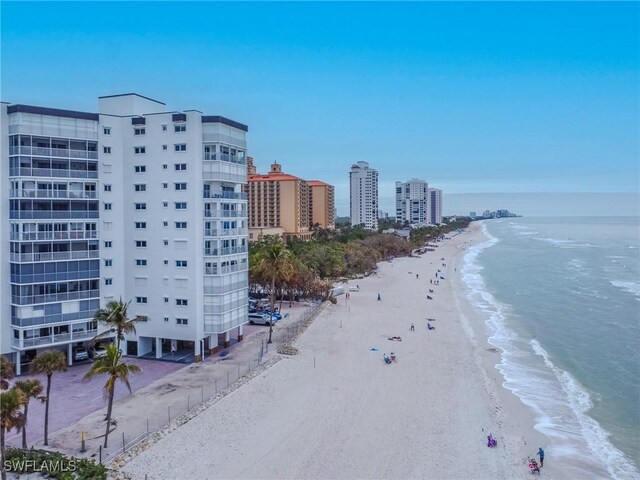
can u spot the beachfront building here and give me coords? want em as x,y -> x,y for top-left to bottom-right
308,180 -> 335,230
428,188 -> 443,224
349,161 -> 378,230
1,103 -> 103,374
246,160 -> 335,241
1,93 -> 250,371
98,93 -> 249,360
395,178 -> 429,224
395,179 -> 443,225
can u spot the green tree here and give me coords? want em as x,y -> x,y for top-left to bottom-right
83,344 -> 141,448
0,357 -> 14,391
254,241 -> 295,344
0,388 -> 25,480
91,298 -> 140,352
31,350 -> 67,446
14,379 -> 45,449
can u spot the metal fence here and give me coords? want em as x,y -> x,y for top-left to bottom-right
99,302 -> 325,465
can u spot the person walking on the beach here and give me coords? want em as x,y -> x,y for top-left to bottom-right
410,323 -> 414,331
377,293 -> 381,301
416,273 -> 419,279
537,447 -> 544,467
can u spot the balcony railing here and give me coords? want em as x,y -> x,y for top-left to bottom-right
10,231 -> 98,241
12,289 -> 100,306
219,228 -> 247,237
203,280 -> 247,294
203,209 -> 245,218
204,264 -> 248,275
10,146 -> 98,159
13,329 -> 99,348
10,189 -> 98,199
203,153 -> 246,165
203,191 -> 247,200
203,245 -> 247,256
10,168 -> 98,179
10,210 -> 99,220
10,250 -> 99,262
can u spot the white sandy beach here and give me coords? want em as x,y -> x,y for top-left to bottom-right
116,224 -> 563,480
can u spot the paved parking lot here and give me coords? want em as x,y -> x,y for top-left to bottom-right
6,357 -> 184,447
6,302 -> 313,449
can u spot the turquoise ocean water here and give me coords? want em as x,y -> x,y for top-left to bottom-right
461,217 -> 639,479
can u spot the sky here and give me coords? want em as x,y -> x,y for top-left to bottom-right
2,1 -> 639,216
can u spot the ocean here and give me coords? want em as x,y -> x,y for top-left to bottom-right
461,216 -> 640,480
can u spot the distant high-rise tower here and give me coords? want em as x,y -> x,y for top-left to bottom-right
349,161 -> 378,229
395,178 -> 428,224
428,188 -> 442,224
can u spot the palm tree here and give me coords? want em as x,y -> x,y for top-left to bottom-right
90,298 -> 140,353
254,241 -> 295,343
0,357 -> 14,391
83,344 -> 141,448
14,379 -> 45,448
0,388 -> 25,480
31,350 -> 67,446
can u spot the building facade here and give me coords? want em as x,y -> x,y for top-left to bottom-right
308,180 -> 335,230
428,188 -> 443,224
395,178 -> 443,226
1,94 -> 250,371
2,103 -> 102,374
247,160 -> 335,241
349,161 -> 378,230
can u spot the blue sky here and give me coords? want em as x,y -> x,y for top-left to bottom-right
2,1 -> 638,216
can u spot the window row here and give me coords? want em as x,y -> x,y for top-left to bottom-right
105,259 -> 188,267
103,201 -> 188,210
132,221 -> 188,229
135,297 -> 188,306
103,125 -> 186,135
162,317 -> 189,325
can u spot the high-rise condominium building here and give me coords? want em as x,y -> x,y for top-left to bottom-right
395,178 -> 443,225
1,93 -> 249,372
246,160 -> 335,241
308,180 -> 335,230
428,188 -> 443,225
349,161 -> 378,230
395,178 -> 429,224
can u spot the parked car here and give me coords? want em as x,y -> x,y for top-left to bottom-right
74,347 -> 89,362
260,310 -> 282,321
248,313 -> 275,326
92,346 -> 108,358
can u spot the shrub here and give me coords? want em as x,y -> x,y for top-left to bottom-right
328,296 -> 337,304
4,448 -> 106,480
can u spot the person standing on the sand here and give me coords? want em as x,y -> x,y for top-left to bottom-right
411,323 -> 415,331
377,293 -> 381,301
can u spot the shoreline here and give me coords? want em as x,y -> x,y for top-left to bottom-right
118,224 -> 560,479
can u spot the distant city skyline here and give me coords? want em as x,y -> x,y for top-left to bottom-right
2,2 -> 638,217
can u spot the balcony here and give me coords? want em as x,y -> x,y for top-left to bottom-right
204,264 -> 248,276
12,289 -> 100,306
203,153 -> 246,165
10,210 -> 99,220
12,329 -> 99,349
10,250 -> 99,263
203,280 -> 247,294
219,228 -> 247,237
203,191 -> 247,200
10,146 -> 98,159
10,168 -> 98,179
10,231 -> 98,241
10,190 -> 98,199
203,209 -> 245,218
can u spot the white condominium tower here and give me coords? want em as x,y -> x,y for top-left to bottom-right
395,178 -> 443,225
1,93 -> 249,372
349,161 -> 378,230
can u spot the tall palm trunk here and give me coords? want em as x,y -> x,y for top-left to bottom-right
43,374 -> 51,446
1,423 -> 7,480
21,403 -> 29,448
267,277 -> 275,344
103,380 -> 115,448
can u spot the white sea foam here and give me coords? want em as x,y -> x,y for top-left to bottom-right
610,280 -> 640,301
531,340 -> 640,480
460,224 -> 639,479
